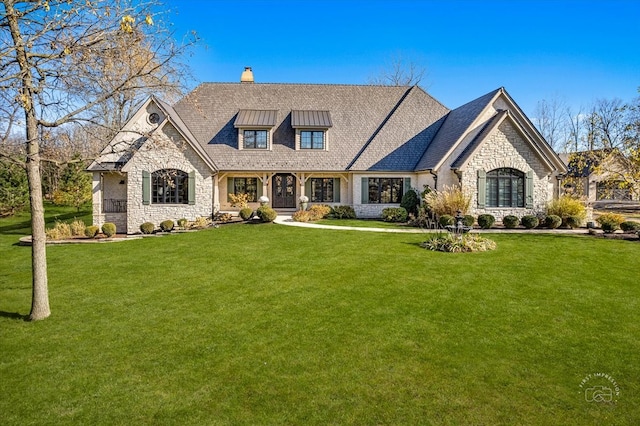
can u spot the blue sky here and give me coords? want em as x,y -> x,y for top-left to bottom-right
167,0 -> 639,117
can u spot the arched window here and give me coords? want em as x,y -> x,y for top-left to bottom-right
486,168 -> 524,208
152,169 -> 188,204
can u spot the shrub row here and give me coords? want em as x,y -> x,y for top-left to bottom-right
46,219 -> 117,240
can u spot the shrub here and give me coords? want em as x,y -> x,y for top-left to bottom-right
101,222 -> 116,237
421,233 -> 497,253
70,219 -> 86,236
214,212 -> 233,223
192,216 -> 212,229
544,215 -> 562,229
546,196 -> 586,227
565,215 -> 583,229
45,227 -> 62,240
177,218 -> 188,228
160,220 -> 174,232
329,205 -> 356,219
477,214 -> 495,229
463,215 -> 475,227
424,185 -> 471,216
382,207 -> 408,223
308,204 -> 331,221
140,222 -> 155,234
292,210 -> 313,222
400,189 -> 420,216
257,206 -> 277,222
502,215 -> 519,229
45,221 -> 72,240
620,221 -> 640,232
596,212 -> 625,232
520,215 -> 539,229
438,214 -> 454,227
228,192 -> 250,209
84,225 -> 99,238
239,207 -> 254,221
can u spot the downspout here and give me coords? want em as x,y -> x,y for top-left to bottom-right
453,169 -> 463,185
428,170 -> 438,190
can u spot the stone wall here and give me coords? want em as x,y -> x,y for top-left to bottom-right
122,123 -> 214,233
462,120 -> 553,220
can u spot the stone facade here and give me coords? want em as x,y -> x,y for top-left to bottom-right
121,123 -> 213,233
461,120 -> 555,219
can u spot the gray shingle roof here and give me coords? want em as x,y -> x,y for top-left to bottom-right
173,83 -> 450,171
415,88 -> 500,171
450,110 -> 507,169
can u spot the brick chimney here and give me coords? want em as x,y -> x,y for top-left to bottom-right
240,67 -> 254,84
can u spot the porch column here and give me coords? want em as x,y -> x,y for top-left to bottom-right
213,174 -> 220,213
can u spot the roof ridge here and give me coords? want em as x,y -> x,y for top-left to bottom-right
347,86 -> 415,170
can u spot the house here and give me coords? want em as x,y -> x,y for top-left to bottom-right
559,150 -> 637,203
89,68 -> 567,233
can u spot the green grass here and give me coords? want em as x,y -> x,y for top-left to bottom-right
315,218 -> 411,229
1,206 -> 639,424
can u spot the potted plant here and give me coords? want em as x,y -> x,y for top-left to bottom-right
298,195 -> 309,211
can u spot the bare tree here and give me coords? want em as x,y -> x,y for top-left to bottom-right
0,0 -> 195,320
532,96 -> 568,152
368,54 -> 428,87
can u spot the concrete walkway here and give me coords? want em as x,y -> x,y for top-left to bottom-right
274,216 -> 589,234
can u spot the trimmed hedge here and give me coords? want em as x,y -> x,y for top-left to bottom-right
382,207 -> 408,223
84,225 -> 99,238
257,206 -> 277,222
520,215 -> 539,229
477,214 -> 495,229
140,222 -> 155,234
101,222 -> 116,237
620,221 -> 640,232
160,220 -> 174,232
438,214 -> 455,227
545,215 -> 562,229
329,205 -> 356,219
502,215 -> 519,229
239,207 -> 254,221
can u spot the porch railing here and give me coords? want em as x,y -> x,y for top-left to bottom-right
103,198 -> 127,213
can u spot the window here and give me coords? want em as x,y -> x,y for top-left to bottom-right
368,178 -> 403,203
152,169 -> 188,204
233,177 -> 258,202
243,130 -> 268,149
486,168 -> 524,208
310,178 -> 334,203
300,131 -> 325,149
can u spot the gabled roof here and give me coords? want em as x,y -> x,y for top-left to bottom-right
415,89 -> 500,171
416,87 -> 566,174
88,96 -> 217,173
173,83 -> 449,171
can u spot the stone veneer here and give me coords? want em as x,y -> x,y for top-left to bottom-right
121,123 -> 213,233
461,120 -> 555,220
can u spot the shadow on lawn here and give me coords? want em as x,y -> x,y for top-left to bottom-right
0,311 -> 29,321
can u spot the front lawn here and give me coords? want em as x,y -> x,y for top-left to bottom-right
1,210 -> 638,424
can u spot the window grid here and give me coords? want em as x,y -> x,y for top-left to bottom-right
368,178 -> 403,204
310,178 -> 333,203
234,177 -> 258,202
243,130 -> 268,149
301,131 -> 325,149
152,169 -> 188,204
486,168 -> 524,208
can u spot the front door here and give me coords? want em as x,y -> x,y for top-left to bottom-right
272,173 -> 296,208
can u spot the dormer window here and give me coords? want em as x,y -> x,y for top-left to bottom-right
234,109 -> 277,150
243,130 -> 268,149
292,110 -> 332,151
300,131 -> 325,150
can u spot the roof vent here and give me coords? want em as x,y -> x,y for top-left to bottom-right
240,67 -> 254,84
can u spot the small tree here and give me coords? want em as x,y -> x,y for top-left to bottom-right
52,158 -> 92,211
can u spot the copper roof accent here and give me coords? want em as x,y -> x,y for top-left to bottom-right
234,109 -> 277,127
291,110 -> 333,128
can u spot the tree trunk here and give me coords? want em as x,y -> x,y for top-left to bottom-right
4,1 -> 50,320
26,117 -> 50,321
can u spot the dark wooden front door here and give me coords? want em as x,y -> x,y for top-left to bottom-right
272,173 -> 296,208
